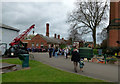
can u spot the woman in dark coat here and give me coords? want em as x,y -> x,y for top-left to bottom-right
71,49 -> 80,73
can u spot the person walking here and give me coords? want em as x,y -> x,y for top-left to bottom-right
64,48 -> 67,58
49,47 -> 53,58
66,48 -> 69,59
59,48 -> 62,55
65,48 -> 69,59
79,59 -> 84,72
55,47 -> 58,58
52,48 -> 55,57
71,48 -> 80,73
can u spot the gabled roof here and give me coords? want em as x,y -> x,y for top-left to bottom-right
51,37 -> 66,44
0,23 -> 20,32
38,34 -> 66,44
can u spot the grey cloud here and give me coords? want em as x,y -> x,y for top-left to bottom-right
2,1 -> 108,43
2,2 -> 71,39
3,1 -> 99,41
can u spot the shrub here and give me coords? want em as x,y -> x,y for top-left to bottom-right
107,56 -> 118,64
93,49 -> 98,55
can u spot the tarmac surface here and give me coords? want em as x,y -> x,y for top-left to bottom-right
31,52 -> 119,82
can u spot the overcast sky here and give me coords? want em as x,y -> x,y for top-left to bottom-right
2,0 -> 110,44
2,0 -> 76,39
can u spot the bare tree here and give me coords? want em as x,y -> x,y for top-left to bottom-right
67,0 -> 109,48
97,28 -> 107,48
68,23 -> 82,42
97,28 -> 107,42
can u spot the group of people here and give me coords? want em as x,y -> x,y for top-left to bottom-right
48,46 -> 85,73
48,47 -> 70,59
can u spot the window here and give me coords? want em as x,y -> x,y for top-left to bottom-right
36,43 -> 39,47
49,44 -> 51,48
32,43 -> 34,47
41,43 -> 44,48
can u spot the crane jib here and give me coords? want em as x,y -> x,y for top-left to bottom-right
9,24 -> 35,46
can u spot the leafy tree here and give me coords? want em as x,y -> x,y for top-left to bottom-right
59,44 -> 66,49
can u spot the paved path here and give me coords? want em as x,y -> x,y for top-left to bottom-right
31,52 -> 118,82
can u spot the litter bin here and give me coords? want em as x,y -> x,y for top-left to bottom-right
18,54 -> 29,68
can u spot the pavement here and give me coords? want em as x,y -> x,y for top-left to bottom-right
30,52 -> 119,82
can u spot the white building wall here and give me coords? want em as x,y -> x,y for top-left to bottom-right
0,27 -> 19,55
2,28 -> 19,49
0,27 -> 2,55
0,27 -> 2,43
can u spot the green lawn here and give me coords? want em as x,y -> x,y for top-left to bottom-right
2,58 -> 105,82
0,59 -> 2,62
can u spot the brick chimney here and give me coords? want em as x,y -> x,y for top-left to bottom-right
46,23 -> 49,37
54,33 -> 56,38
58,35 -> 60,39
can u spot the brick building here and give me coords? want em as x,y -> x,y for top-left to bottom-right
107,1 -> 120,48
22,23 -> 66,49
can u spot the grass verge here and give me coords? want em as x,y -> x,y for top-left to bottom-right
2,58 -> 105,82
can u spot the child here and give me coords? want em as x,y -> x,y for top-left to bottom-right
79,59 -> 84,72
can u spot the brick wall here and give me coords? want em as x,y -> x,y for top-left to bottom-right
108,2 -> 120,48
27,34 -> 48,48
119,29 -> 120,47
110,2 -> 120,20
108,29 -> 119,47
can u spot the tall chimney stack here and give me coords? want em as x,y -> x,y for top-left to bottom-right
46,23 -> 49,37
58,35 -> 60,39
54,33 -> 56,38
